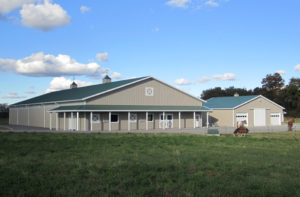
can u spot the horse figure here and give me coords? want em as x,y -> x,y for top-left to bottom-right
234,120 -> 249,136
288,118 -> 295,131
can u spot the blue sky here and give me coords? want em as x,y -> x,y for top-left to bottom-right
0,0 -> 299,104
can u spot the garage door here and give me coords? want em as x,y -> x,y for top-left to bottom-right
254,109 -> 266,126
236,113 -> 248,126
270,113 -> 281,126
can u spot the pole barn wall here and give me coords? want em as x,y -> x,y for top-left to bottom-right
9,108 -> 17,125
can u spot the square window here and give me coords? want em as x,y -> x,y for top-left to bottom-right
130,113 -> 137,122
145,87 -> 154,96
148,114 -> 153,121
92,114 -> 100,123
111,114 -> 119,123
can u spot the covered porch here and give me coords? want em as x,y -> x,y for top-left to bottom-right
49,105 -> 212,132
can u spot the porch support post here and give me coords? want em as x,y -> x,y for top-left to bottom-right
90,112 -> 93,131
76,112 -> 79,131
128,112 -> 130,131
206,112 -> 209,128
56,112 -> 58,131
43,106 -> 45,128
163,112 -> 165,130
178,112 -> 181,129
193,112 -> 196,129
63,112 -> 66,130
84,113 -> 86,131
146,112 -> 148,131
50,112 -> 52,130
71,112 -> 73,130
109,112 -> 111,132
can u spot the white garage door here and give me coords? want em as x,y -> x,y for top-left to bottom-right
270,113 -> 281,126
254,109 -> 266,126
236,113 -> 248,126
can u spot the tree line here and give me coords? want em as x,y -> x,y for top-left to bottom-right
201,73 -> 300,117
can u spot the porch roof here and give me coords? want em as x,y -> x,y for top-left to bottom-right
49,105 -> 211,112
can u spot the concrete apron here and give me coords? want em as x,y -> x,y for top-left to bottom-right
1,124 -> 300,134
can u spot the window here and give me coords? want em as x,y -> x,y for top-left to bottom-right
92,114 -> 100,123
147,114 -> 153,121
111,114 -> 119,123
130,113 -> 137,122
145,87 -> 154,96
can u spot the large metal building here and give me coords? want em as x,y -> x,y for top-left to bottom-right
9,76 -> 211,131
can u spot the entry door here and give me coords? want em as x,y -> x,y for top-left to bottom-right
159,114 -> 173,129
270,113 -> 281,126
195,114 -> 202,128
254,109 -> 266,126
68,113 -> 76,130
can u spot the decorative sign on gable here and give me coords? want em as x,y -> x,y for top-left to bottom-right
145,87 -> 154,96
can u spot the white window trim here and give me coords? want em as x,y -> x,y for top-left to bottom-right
130,113 -> 137,122
92,113 -> 100,123
111,113 -> 119,123
147,113 -> 154,122
145,87 -> 154,96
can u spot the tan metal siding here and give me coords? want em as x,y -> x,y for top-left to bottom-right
87,79 -> 202,106
209,109 -> 234,127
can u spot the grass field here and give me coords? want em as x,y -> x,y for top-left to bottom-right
0,132 -> 300,196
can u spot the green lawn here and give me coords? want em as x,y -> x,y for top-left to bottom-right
0,132 -> 300,196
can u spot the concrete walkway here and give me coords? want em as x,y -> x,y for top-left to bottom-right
1,124 -> 299,134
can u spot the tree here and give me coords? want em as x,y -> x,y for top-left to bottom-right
283,78 -> 300,116
0,104 -> 8,112
261,73 -> 285,97
201,86 -> 253,100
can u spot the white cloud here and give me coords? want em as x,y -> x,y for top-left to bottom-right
45,77 -> 94,93
275,70 -> 286,75
20,0 -> 71,31
166,0 -> 190,8
0,0 -> 36,15
80,6 -> 90,13
0,52 -> 108,77
2,92 -> 26,99
198,76 -> 211,83
295,64 -> 300,71
111,72 -> 122,79
174,78 -> 191,85
213,73 -> 236,81
96,52 -> 109,62
205,0 -> 219,7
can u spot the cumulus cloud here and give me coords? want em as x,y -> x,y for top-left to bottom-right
174,78 -> 191,85
45,77 -> 94,93
205,0 -> 219,7
213,73 -> 236,81
166,0 -> 191,8
275,70 -> 286,75
2,92 -> 26,99
80,6 -> 90,13
111,72 -> 122,79
295,64 -> 300,71
0,0 -> 36,15
20,0 -> 71,31
198,76 -> 211,83
0,52 -> 108,77
96,52 -> 109,62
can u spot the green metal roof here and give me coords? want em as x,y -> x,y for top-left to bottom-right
12,77 -> 148,106
49,105 -> 211,112
203,95 -> 259,109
